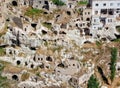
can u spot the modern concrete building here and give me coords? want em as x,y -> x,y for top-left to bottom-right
91,0 -> 120,36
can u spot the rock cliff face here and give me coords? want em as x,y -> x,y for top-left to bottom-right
0,0 -> 120,88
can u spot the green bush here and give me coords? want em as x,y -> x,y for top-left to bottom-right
0,48 -> 5,56
52,0 -> 65,6
42,22 -> 52,29
110,47 -> 117,82
25,8 -> 44,17
112,39 -> 120,42
78,1 -> 88,5
0,64 -> 4,74
96,41 -> 102,47
87,75 -> 99,88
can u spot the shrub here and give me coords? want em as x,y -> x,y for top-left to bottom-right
52,0 -> 65,6
78,1 -> 88,5
0,48 -> 5,56
42,22 -> 52,29
87,75 -> 99,88
25,8 -> 44,17
0,64 -> 4,74
110,47 -> 117,82
112,39 -> 120,42
96,41 -> 102,47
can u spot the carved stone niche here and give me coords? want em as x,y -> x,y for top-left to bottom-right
12,1 -> 18,6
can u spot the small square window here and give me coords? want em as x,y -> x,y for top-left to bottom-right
117,8 -> 120,10
118,3 -> 120,6
110,3 -> 113,6
39,1 -> 41,3
95,3 -> 98,6
94,19 -> 96,22
83,23 -> 85,26
80,24 -> 82,27
116,11 -> 119,13
103,3 -> 106,6
95,11 -> 98,15
108,19 -> 112,22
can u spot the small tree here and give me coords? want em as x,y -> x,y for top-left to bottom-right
110,47 -> 117,82
87,75 -> 99,88
52,0 -> 65,6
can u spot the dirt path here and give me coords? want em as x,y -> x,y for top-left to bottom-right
108,77 -> 120,88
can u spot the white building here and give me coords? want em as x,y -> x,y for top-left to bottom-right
91,0 -> 120,36
32,0 -> 57,11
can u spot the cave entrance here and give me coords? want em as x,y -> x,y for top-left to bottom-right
12,1 -> 18,6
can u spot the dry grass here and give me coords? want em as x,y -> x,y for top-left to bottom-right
3,65 -> 23,74
21,72 -> 30,81
0,24 -> 7,37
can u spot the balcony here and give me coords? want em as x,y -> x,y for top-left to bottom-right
99,9 -> 114,17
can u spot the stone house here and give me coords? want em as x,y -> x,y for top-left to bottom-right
33,54 -> 46,63
83,8 -> 92,22
33,53 -> 55,70
5,47 -> 19,56
68,77 -> 79,88
48,0 -> 57,10
67,71 -> 93,87
73,8 -> 92,35
67,0 -> 77,9
32,0 -> 49,10
55,59 -> 80,75
19,0 -> 30,7
2,66 -> 23,81
22,23 -> 33,33
75,20 -> 88,28
12,55 -> 40,69
29,38 -> 42,48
